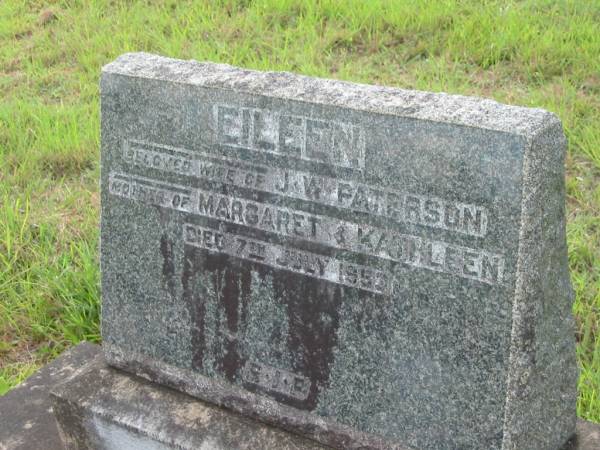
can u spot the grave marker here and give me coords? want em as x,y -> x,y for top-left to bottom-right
100,53 -> 577,450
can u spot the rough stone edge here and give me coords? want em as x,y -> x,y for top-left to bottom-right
101,52 -> 557,137
49,349 -> 110,450
569,420 -> 600,450
50,349 -> 331,450
50,349 -> 200,449
52,388 -> 185,450
52,394 -> 95,450
48,347 -> 595,450
0,342 -> 99,450
501,119 -> 577,449
102,343 -> 413,450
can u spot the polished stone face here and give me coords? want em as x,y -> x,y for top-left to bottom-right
100,53 -> 577,450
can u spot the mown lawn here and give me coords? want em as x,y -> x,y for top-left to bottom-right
1,0 -> 599,421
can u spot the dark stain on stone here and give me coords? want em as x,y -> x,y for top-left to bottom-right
182,245 -> 206,371
182,246 -> 246,379
273,270 -> 344,410
160,234 -> 176,300
181,242 -> 344,411
217,260 -> 245,380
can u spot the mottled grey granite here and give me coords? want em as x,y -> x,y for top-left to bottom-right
100,52 -> 577,450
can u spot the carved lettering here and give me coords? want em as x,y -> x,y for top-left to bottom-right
123,140 -> 488,238
183,223 -> 390,295
111,170 -> 504,285
214,105 -> 365,170
241,360 -> 311,401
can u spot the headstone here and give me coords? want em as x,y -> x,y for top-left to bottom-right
100,53 -> 577,450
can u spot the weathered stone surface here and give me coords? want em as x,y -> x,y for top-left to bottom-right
0,343 -> 594,450
51,345 -> 328,450
49,345 -> 600,450
0,342 -> 592,450
100,52 -> 577,450
0,342 -> 98,450
567,420 -> 600,450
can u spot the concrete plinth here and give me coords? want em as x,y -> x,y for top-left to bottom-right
0,343 -> 599,449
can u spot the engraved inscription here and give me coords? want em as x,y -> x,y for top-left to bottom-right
184,223 -> 389,295
215,105 -> 365,170
241,360 -> 311,401
192,190 -> 504,285
110,170 -> 504,285
124,140 -> 488,237
196,190 -> 319,239
109,172 -> 193,212
123,140 -> 193,175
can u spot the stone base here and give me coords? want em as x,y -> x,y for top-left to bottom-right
0,343 -> 599,450
0,342 -> 98,450
50,345 -> 327,449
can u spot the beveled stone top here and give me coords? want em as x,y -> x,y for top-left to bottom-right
103,52 -> 558,137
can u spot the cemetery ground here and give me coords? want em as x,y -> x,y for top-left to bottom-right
0,0 -> 598,423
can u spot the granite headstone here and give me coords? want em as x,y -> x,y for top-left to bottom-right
100,53 -> 577,450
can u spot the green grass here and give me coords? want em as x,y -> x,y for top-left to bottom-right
0,0 -> 598,420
